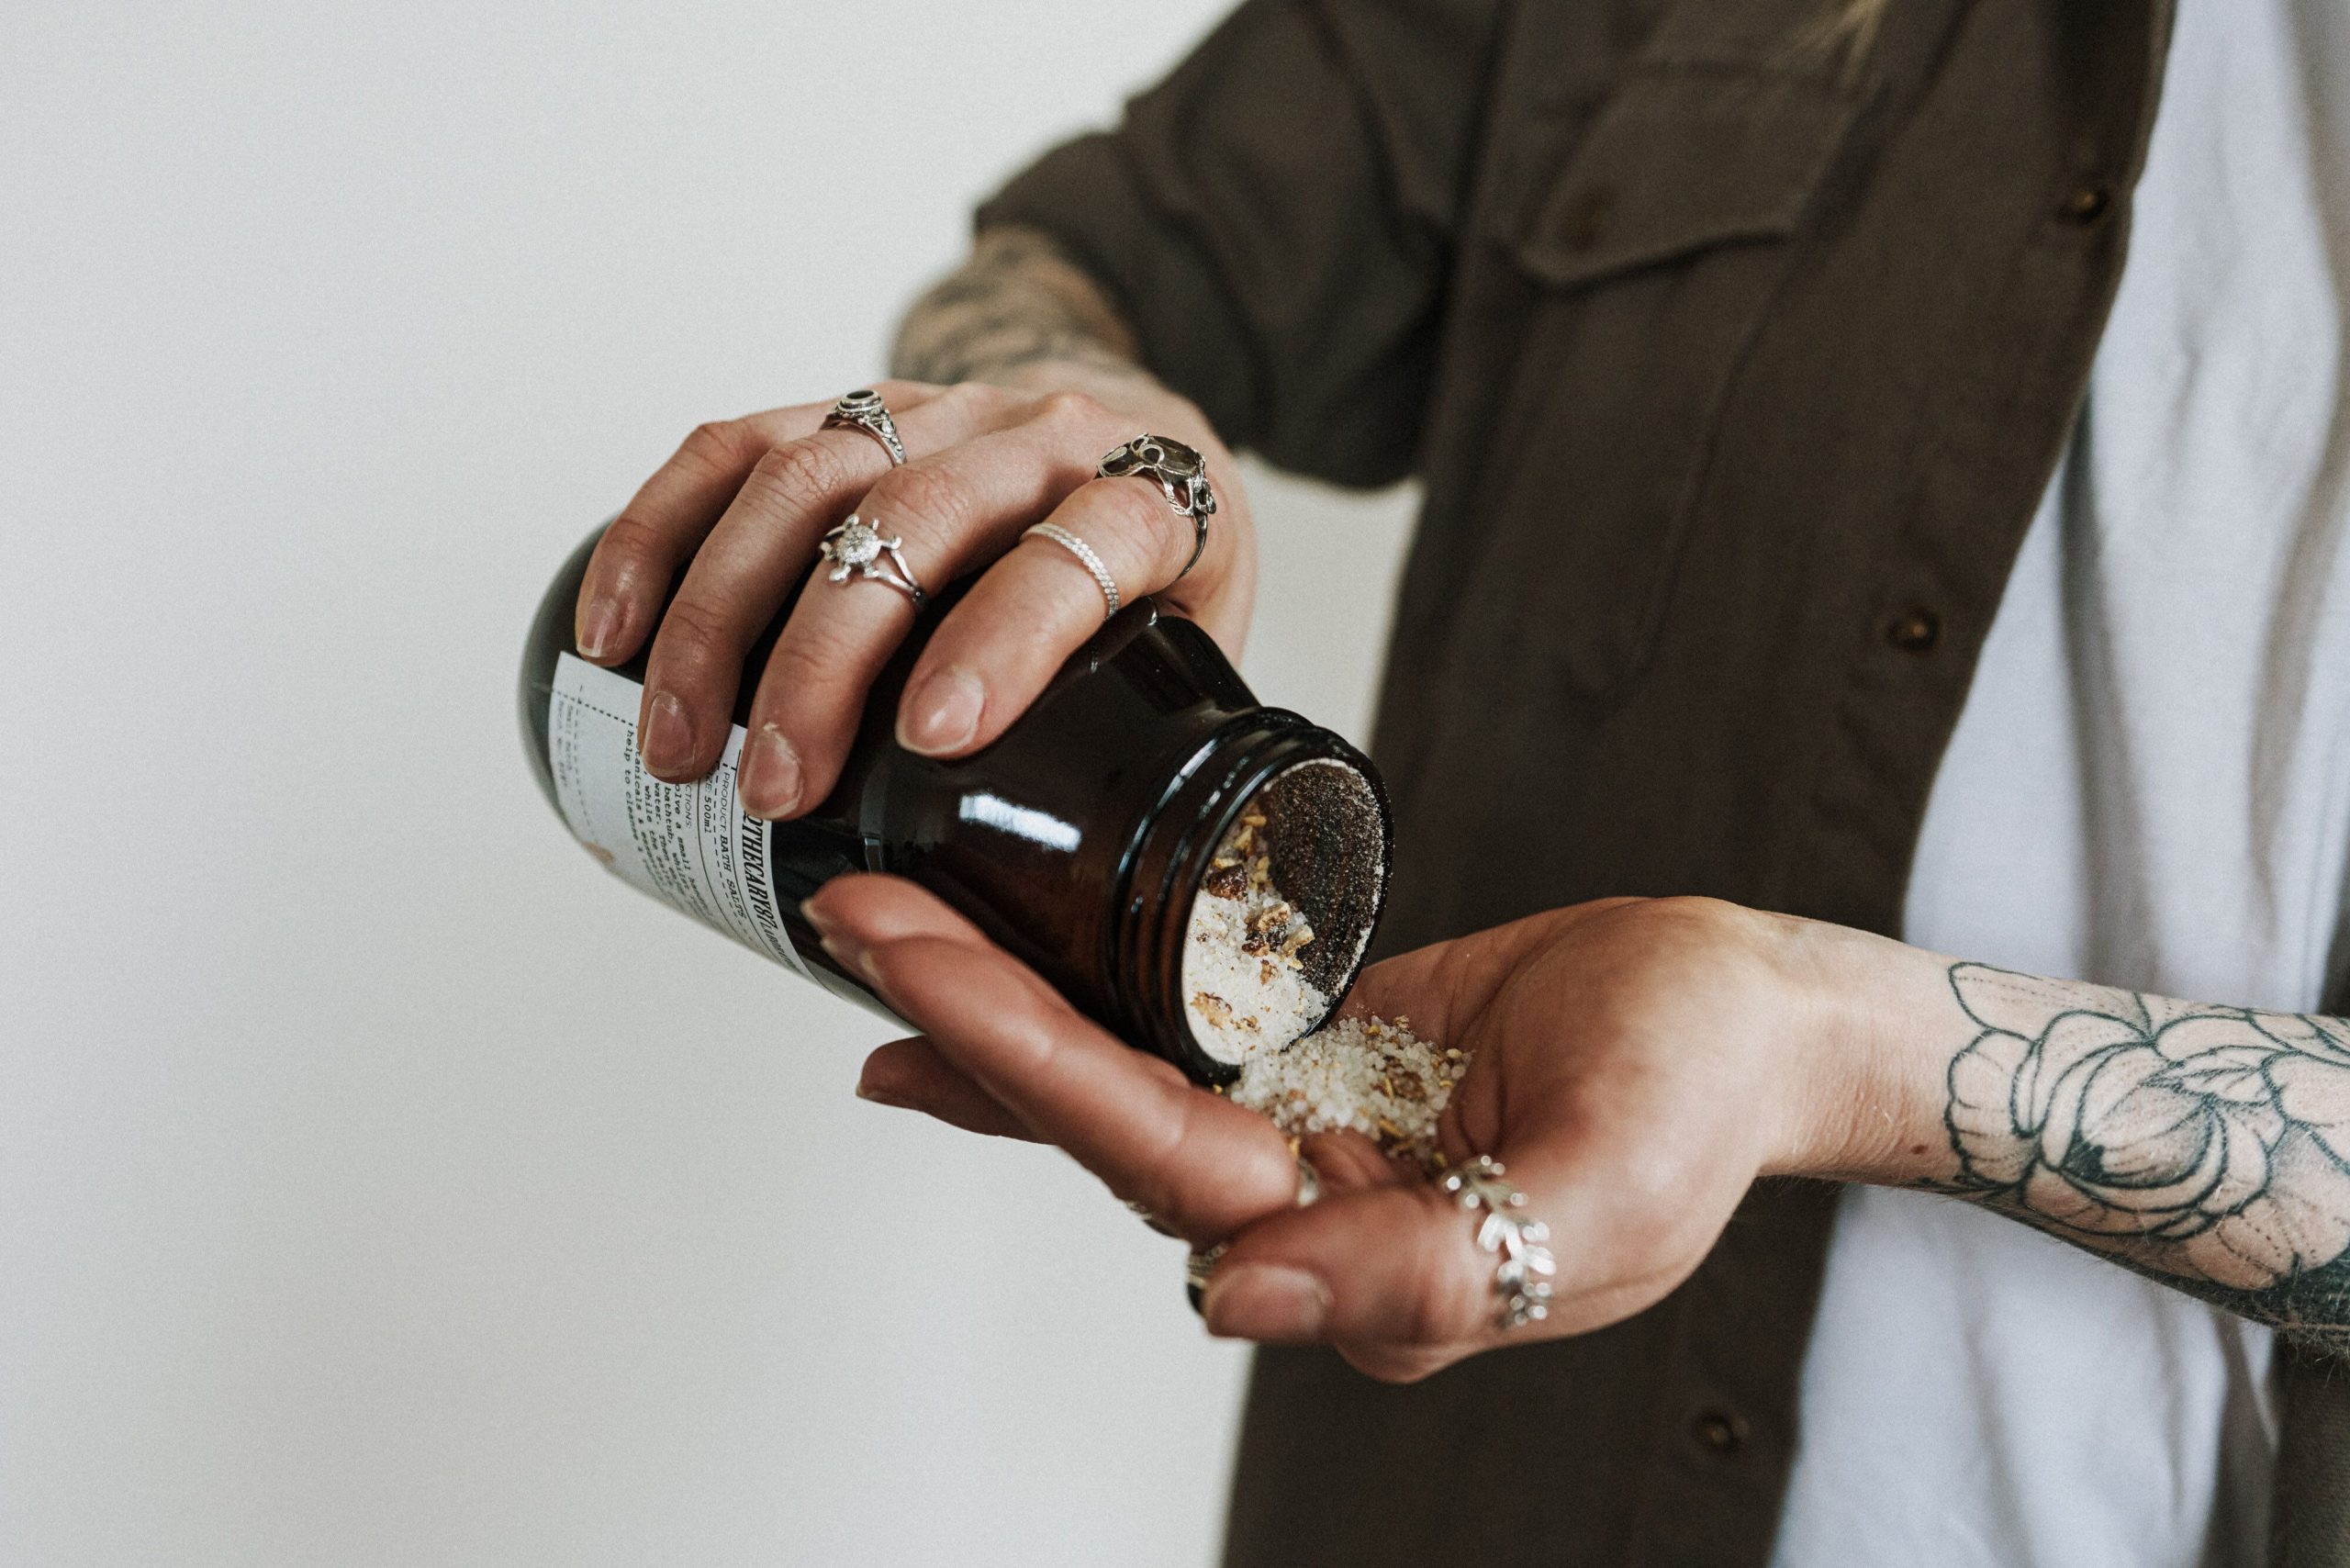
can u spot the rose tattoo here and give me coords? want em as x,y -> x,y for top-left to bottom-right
1939,963 -> 2350,1300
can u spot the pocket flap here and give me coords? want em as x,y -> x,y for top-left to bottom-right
1497,66 -> 1861,288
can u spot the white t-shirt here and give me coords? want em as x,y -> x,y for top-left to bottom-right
1774,2 -> 2350,1562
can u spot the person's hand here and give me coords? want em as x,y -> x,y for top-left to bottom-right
802,874 -> 1930,1383
573,364 -> 1254,819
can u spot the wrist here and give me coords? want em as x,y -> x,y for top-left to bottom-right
1761,913 -> 1960,1185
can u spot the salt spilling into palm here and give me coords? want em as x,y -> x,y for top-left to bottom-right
1183,807 -> 1463,1169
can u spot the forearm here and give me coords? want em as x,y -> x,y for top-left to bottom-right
1806,925 -> 2350,1347
890,226 -> 1148,389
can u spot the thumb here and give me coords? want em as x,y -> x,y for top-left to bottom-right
1199,1138 -> 1718,1383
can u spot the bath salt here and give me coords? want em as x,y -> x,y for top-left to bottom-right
1182,790 -> 1467,1170
1183,805 -> 1329,1064
1229,1014 -> 1462,1171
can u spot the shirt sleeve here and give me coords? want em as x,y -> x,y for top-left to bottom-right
975,0 -> 1504,488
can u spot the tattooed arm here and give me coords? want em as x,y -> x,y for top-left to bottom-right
820,884 -> 2350,1375
890,226 -> 1149,389
1897,962 -> 2350,1346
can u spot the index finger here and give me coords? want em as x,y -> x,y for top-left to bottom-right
805,874 -> 1302,1242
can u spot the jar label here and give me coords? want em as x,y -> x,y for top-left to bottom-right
546,653 -> 811,979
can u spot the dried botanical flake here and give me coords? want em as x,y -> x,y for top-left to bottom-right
1192,991 -> 1233,1028
1203,861 -> 1248,900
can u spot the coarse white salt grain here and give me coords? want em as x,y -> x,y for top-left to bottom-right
1229,1014 -> 1460,1171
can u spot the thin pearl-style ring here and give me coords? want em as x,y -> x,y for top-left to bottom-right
1024,522 -> 1120,620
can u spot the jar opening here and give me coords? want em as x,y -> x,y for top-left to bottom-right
1179,757 -> 1388,1068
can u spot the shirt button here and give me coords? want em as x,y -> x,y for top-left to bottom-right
1888,608 -> 1941,652
1694,1408 -> 1750,1454
1561,186 -> 1616,252
2062,183 -> 2112,224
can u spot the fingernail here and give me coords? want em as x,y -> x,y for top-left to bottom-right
897,666 -> 985,756
800,896 -> 837,937
817,929 -> 880,989
856,1081 -> 911,1110
576,596 -> 621,660
739,724 -> 804,820
641,690 -> 692,776
1201,1264 -> 1330,1342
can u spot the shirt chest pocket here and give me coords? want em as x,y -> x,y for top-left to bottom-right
1452,64 -> 1861,701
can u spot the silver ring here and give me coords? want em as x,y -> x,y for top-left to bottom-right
1438,1154 -> 1555,1330
818,514 -> 927,608
1096,433 -> 1216,578
822,388 -> 907,466
1184,1241 -> 1228,1302
1024,522 -> 1120,620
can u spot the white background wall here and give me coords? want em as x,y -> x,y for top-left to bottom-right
2,5 -> 1416,1566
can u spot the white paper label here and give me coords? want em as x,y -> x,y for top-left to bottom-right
547,653 -> 811,978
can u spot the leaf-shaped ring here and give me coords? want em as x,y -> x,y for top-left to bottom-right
1438,1154 -> 1557,1330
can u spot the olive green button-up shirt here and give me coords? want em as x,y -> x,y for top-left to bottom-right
978,2 -> 2350,1562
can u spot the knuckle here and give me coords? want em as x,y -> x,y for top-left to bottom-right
677,418 -> 757,478
749,438 -> 852,510
1035,388 -> 1104,430
1097,480 -> 1189,577
650,593 -> 742,666
598,509 -> 671,570
934,379 -> 1001,420
762,624 -> 860,702
870,463 -> 978,544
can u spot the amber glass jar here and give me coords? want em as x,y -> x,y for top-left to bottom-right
519,524 -> 1390,1084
